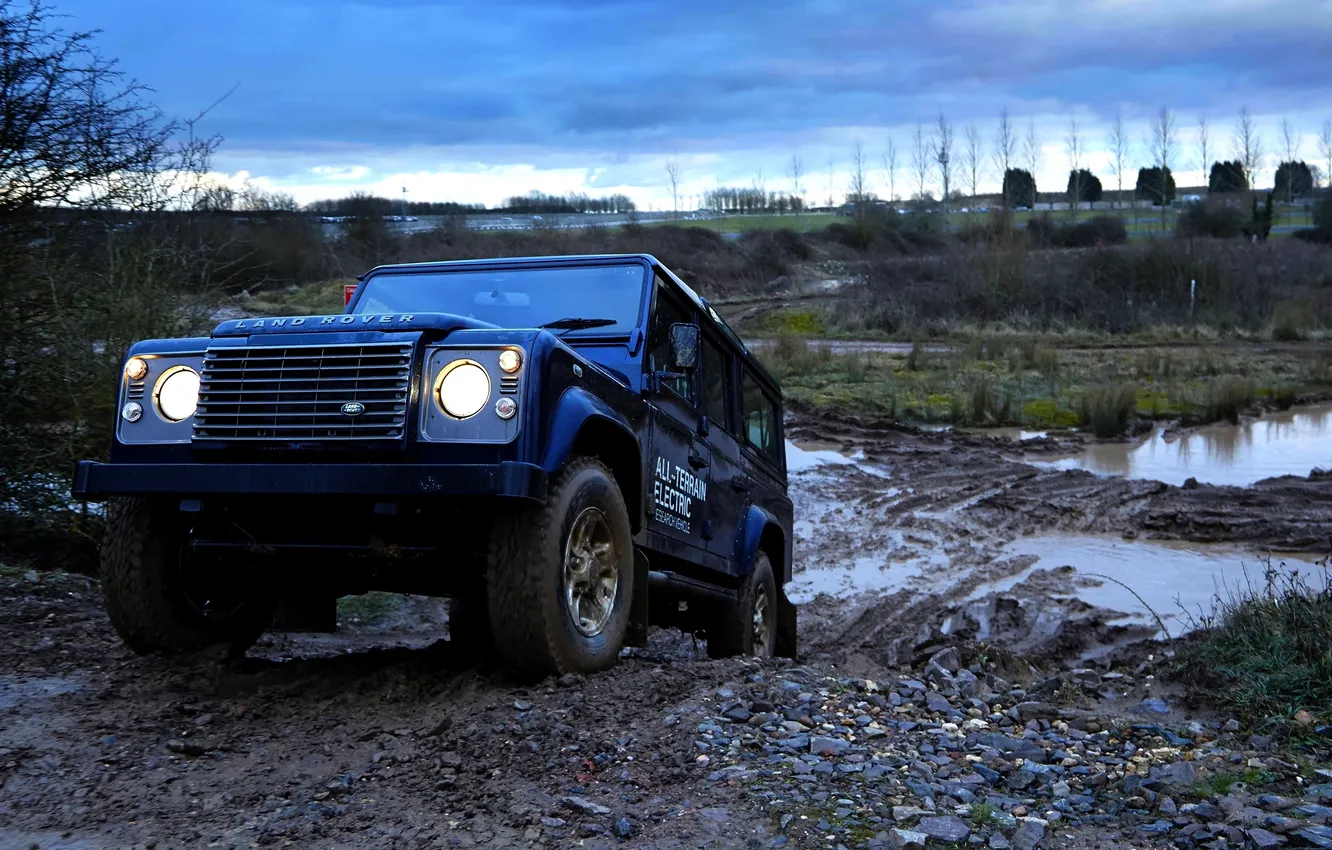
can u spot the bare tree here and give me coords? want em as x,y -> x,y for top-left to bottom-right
882,136 -> 899,204
1233,106 -> 1263,192
1196,115 -> 1210,191
665,158 -> 681,219
911,123 -> 930,204
934,113 -> 955,223
1108,110 -> 1131,212
1065,118 -> 1082,218
1148,106 -> 1177,231
993,108 -> 1017,208
848,139 -> 870,216
1279,118 -> 1302,207
1321,119 -> 1332,189
963,123 -> 982,199
787,149 -> 804,209
1023,119 -> 1041,207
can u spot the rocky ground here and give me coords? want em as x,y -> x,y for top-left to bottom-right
5,417 -> 1332,849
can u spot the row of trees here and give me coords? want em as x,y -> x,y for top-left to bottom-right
500,191 -> 636,214
702,186 -> 805,215
831,108 -> 1332,219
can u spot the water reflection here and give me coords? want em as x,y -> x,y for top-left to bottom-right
1033,404 -> 1332,487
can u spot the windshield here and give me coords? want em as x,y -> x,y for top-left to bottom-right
353,264 -> 648,334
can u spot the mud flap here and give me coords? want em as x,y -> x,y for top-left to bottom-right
271,597 -> 337,633
775,586 -> 798,659
627,547 -> 649,648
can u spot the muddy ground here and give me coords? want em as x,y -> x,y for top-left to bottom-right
4,414 -> 1332,849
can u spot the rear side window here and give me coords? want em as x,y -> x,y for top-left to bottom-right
701,336 -> 731,431
741,373 -> 782,468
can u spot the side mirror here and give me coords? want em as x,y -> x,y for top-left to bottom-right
669,323 -> 699,370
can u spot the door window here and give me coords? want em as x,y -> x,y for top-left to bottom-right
647,282 -> 695,403
700,336 -> 731,432
741,373 -> 782,468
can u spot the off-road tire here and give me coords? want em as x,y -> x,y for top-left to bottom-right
486,458 -> 633,677
708,551 -> 777,659
101,497 -> 273,656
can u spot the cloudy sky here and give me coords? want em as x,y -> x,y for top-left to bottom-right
59,0 -> 1332,208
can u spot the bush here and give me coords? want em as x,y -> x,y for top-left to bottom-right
1028,214 -> 1126,248
1200,377 -> 1257,424
1078,383 -> 1138,437
1170,559 -> 1332,725
1176,202 -> 1246,240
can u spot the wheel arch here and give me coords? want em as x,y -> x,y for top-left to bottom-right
741,504 -> 791,585
540,388 -> 643,532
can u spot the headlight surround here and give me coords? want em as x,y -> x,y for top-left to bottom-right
155,366 -> 200,422
435,360 -> 491,419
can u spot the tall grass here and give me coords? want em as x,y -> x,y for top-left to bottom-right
1078,383 -> 1139,437
1171,558 -> 1332,726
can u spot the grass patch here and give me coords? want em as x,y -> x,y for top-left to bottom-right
336,592 -> 405,623
1189,768 -> 1279,799
1169,558 -> 1332,727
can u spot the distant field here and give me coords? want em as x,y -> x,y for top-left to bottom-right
644,213 -> 836,233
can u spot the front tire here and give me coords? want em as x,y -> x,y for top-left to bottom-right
101,497 -> 273,656
486,458 -> 634,677
708,551 -> 777,659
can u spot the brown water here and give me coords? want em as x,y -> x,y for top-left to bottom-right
990,535 -> 1328,636
1033,404 -> 1332,487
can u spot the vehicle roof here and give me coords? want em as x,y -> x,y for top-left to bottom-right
364,254 -> 782,396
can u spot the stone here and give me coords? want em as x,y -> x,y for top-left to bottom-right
1150,761 -> 1197,787
1224,718 -> 1241,733
1294,826 -> 1332,849
926,692 -> 953,714
561,796 -> 612,817
1013,702 -> 1059,722
989,835 -> 1012,850
1012,818 -> 1046,850
1135,697 -> 1171,715
888,829 -> 927,850
811,737 -> 850,757
893,806 -> 929,822
612,817 -> 633,839
955,669 -> 979,698
1068,669 -> 1101,688
1246,828 -> 1286,849
917,816 -> 970,844
930,647 -> 961,674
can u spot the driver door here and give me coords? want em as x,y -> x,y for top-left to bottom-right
643,283 -> 710,557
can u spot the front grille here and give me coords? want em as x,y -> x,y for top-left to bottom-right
194,343 -> 412,442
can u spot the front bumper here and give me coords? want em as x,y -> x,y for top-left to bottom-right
72,460 -> 546,502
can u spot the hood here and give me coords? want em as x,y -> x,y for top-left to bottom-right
210,312 -> 499,338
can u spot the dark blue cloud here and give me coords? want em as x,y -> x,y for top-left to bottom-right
50,0 -> 1332,194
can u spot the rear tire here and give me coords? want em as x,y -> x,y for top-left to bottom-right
708,551 -> 777,659
101,497 -> 273,657
486,458 -> 633,677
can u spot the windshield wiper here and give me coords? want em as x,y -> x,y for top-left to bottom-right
538,317 -> 619,332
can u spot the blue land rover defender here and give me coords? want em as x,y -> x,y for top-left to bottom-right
74,254 -> 796,675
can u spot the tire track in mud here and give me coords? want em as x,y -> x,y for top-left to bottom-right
785,414 -> 1332,673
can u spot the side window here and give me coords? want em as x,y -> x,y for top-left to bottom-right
647,282 -> 695,402
701,336 -> 731,431
741,372 -> 783,467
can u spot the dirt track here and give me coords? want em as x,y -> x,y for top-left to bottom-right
5,415 -> 1332,848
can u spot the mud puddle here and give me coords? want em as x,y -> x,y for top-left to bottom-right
1032,403 -> 1332,487
988,535 -> 1328,635
784,418 -> 1332,667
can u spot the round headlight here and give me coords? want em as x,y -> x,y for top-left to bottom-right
155,367 -> 200,422
125,357 -> 148,380
437,361 -> 490,419
498,349 -> 522,373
